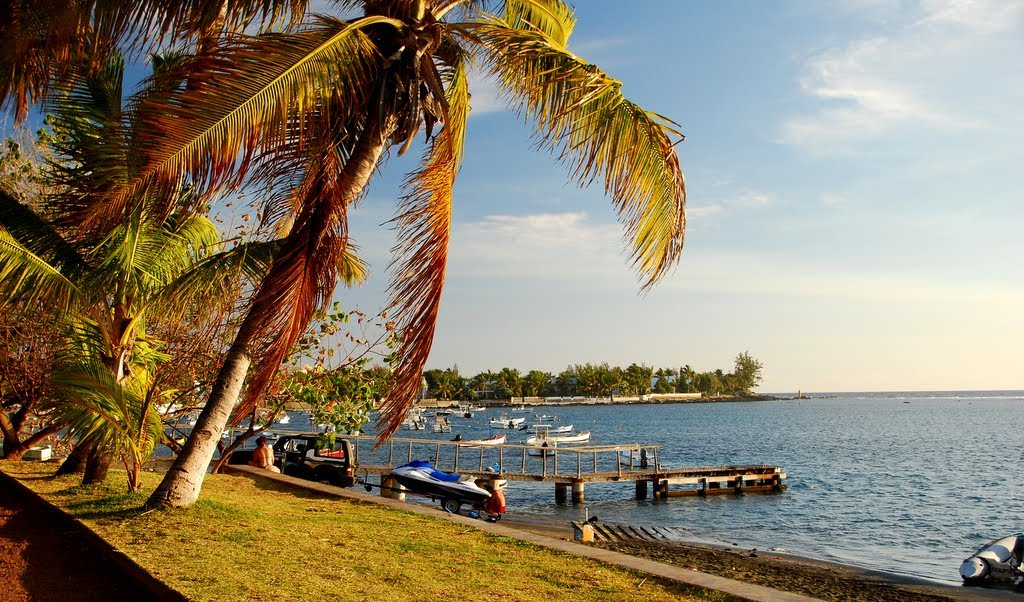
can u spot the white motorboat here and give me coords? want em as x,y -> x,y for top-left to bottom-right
275,412 -> 290,425
458,434 -> 506,446
489,415 -> 525,428
617,448 -> 651,468
525,431 -> 591,448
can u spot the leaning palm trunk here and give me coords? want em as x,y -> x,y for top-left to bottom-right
145,114 -> 394,509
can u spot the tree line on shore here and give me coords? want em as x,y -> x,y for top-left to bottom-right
423,352 -> 764,401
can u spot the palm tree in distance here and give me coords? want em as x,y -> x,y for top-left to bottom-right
2,1 -> 686,509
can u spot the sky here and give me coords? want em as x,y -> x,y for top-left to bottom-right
336,0 -> 1024,393
7,1 -> 1021,393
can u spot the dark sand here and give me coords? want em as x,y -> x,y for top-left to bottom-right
500,514 -> 1021,602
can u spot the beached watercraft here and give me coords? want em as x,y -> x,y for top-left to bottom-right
960,532 -> 1024,588
389,460 -> 491,513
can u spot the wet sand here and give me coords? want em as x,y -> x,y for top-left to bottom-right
499,514 -> 1019,602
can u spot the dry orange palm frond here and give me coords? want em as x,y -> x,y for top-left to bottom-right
0,0 -> 309,122
376,56 -> 470,441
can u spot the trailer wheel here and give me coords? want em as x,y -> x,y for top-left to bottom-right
441,499 -> 461,513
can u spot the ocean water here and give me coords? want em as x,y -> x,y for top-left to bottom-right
318,390 -> 1021,585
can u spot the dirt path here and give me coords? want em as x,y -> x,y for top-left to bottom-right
0,482 -> 149,602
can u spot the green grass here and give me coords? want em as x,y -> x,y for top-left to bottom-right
3,462 -> 736,601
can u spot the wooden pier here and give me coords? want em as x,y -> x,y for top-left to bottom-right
343,436 -> 786,504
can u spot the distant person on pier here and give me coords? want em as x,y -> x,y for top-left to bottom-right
248,436 -> 280,472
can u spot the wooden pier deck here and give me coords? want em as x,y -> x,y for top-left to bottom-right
343,436 -> 786,504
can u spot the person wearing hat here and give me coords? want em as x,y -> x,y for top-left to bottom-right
248,435 -> 279,472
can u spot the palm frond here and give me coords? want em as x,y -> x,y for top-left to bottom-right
0,0 -> 310,122
502,0 -> 575,47
470,21 -> 686,289
231,139 -> 360,421
0,228 -> 81,310
376,57 -> 469,440
81,17 -> 388,233
0,185 -> 87,276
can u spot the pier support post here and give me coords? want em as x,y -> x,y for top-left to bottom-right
555,483 -> 567,504
381,476 -> 405,501
635,480 -> 648,500
653,479 -> 668,499
734,476 -> 744,494
571,480 -> 585,504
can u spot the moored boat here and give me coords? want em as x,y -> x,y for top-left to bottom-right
459,434 -> 506,446
489,415 -> 525,428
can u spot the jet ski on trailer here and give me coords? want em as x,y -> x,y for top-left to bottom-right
388,460 -> 491,513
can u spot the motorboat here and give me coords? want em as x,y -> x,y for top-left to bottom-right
489,415 -> 525,428
617,448 -> 651,469
510,406 -> 529,413
275,412 -> 290,425
960,532 -> 1024,587
389,460 -> 491,513
458,434 -> 506,446
526,423 -> 572,434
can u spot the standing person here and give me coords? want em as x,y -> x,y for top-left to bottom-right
248,436 -> 279,472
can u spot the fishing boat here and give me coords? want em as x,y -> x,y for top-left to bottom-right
960,532 -> 1024,587
388,460 -> 491,513
489,415 -> 525,428
510,406 -> 529,413
458,434 -> 506,446
432,414 -> 452,433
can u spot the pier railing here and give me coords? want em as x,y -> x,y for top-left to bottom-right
344,435 -> 660,481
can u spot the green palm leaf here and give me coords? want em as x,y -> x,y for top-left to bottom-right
469,18 -> 686,289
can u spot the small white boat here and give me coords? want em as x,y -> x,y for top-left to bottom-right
459,434 -> 506,447
960,532 -> 1024,587
548,424 -> 573,434
468,405 -> 486,412
525,431 -> 591,446
617,448 -> 651,468
510,406 -> 529,413
275,413 -> 291,425
489,415 -> 525,428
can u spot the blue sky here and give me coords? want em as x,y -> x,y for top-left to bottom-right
340,1 -> 1023,393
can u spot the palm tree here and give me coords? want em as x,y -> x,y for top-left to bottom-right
0,54 -> 277,489
2,1 -> 686,509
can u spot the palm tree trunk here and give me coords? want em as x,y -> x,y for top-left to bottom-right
55,438 -> 90,475
83,444 -> 113,485
144,342 -> 251,508
145,112 -> 395,510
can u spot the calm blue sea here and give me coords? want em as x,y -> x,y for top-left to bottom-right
298,390 -> 1021,585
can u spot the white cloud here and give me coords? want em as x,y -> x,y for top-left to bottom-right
467,69 -> 508,116
782,0 -> 1024,150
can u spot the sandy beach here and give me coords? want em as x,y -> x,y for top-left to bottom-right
499,514 -> 1019,602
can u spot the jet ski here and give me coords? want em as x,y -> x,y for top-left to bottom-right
389,460 -> 490,513
960,532 -> 1024,588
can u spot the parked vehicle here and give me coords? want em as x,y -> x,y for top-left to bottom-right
228,434 -> 355,488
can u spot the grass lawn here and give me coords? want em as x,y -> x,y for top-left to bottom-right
3,462 -> 735,601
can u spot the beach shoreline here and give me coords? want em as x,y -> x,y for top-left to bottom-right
498,513 -> 1016,602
